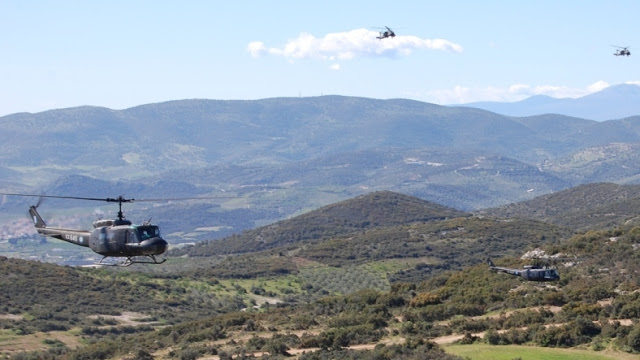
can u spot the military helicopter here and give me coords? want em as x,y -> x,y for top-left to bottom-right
613,46 -> 631,56
3,193 -> 171,266
376,26 -> 396,40
487,258 -> 560,282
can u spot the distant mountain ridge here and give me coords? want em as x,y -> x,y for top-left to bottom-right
457,84 -> 640,121
6,93 -> 640,249
5,95 -> 640,187
5,94 -> 640,180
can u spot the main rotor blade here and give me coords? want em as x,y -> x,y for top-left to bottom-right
1,193 -> 235,203
134,196 -> 237,202
0,193 -> 131,202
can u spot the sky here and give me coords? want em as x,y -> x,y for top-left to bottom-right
0,0 -> 638,117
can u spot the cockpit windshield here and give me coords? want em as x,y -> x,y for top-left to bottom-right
136,226 -> 161,241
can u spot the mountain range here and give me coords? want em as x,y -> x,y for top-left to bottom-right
456,83 -> 640,121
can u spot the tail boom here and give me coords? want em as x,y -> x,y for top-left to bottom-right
28,206 -> 90,247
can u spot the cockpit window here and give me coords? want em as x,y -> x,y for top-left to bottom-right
136,226 -> 160,241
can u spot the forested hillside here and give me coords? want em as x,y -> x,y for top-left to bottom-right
479,183 -> 640,230
8,225 -> 640,359
166,191 -> 571,282
5,189 -> 640,359
171,191 -> 468,257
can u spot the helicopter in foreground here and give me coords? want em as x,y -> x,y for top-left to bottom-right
376,26 -> 396,40
5,194 -> 168,266
613,46 -> 631,56
487,258 -> 560,282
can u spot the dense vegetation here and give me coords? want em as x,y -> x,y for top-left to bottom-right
6,190 -> 640,359
18,221 -> 640,359
164,192 -> 570,284
0,257 -> 245,335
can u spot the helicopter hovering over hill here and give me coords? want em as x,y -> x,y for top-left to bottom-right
487,257 -> 560,282
3,193 -> 170,266
376,26 -> 396,40
613,46 -> 631,56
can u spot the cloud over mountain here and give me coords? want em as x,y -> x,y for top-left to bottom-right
247,28 -> 462,63
426,81 -> 617,105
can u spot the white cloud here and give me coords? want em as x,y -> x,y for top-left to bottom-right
247,28 -> 462,62
587,81 -> 610,93
247,41 -> 267,57
423,81 -> 620,105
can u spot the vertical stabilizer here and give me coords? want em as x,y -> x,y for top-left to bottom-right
29,206 -> 47,228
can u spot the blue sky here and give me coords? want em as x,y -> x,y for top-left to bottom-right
0,0 -> 638,116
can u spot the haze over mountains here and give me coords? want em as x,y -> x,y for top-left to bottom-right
456,83 -> 640,121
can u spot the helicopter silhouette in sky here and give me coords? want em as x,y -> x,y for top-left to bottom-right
613,45 -> 631,56
376,26 -> 396,40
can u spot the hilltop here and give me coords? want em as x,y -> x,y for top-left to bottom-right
172,191 -> 468,257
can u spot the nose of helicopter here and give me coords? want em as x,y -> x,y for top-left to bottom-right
137,236 -> 168,255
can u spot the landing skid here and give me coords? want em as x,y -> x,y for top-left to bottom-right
97,255 -> 166,267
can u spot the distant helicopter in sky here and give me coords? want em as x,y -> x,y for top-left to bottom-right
376,26 -> 396,40
613,45 -> 631,56
488,258 -> 560,282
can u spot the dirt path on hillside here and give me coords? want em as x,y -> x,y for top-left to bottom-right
0,329 -> 82,355
87,311 -> 157,326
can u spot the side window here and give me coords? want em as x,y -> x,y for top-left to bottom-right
129,230 -> 138,243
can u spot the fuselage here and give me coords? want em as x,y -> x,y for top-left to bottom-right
88,222 -> 167,257
490,265 -> 560,282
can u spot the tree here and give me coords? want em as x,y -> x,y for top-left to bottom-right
625,324 -> 640,353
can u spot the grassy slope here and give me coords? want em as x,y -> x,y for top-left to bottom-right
445,344 -> 638,360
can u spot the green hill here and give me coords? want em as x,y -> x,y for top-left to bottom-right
166,191 -> 571,282
171,191 -> 468,257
